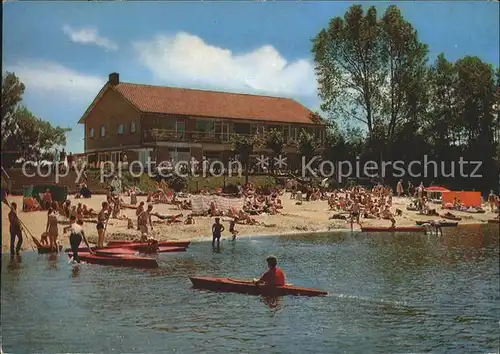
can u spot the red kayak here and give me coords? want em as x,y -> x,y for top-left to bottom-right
361,226 -> 426,233
189,276 -> 327,297
67,252 -> 158,269
66,246 -> 186,254
107,240 -> 190,248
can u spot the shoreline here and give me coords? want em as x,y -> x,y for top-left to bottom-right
2,194 -> 498,252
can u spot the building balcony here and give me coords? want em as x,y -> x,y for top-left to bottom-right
143,129 -> 300,147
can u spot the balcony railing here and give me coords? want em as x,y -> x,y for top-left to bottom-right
143,129 -> 301,147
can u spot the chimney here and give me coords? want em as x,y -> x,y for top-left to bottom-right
109,72 -> 119,86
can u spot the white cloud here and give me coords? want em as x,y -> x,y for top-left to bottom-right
5,60 -> 105,100
132,32 -> 317,97
63,25 -> 118,51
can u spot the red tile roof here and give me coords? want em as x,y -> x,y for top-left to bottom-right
113,83 -> 321,125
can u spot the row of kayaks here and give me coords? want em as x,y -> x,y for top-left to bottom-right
64,240 -> 192,269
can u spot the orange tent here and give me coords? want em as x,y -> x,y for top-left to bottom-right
441,191 -> 482,207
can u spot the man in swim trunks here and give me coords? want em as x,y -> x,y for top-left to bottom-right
253,256 -> 285,286
138,204 -> 154,241
211,217 -> 225,247
8,202 -> 23,255
96,201 -> 109,248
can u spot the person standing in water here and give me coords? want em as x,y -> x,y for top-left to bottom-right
229,217 -> 239,241
96,201 -> 109,248
8,202 -> 23,255
212,217 -> 225,247
64,216 -> 93,263
45,207 -> 59,252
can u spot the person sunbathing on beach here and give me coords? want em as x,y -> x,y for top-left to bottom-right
153,212 -> 183,223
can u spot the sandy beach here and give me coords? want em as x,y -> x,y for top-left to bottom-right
2,193 -> 498,252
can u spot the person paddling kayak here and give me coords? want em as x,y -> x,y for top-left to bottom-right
64,215 -> 93,263
253,256 -> 285,286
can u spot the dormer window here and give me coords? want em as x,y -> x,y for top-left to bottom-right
117,124 -> 124,135
100,125 -> 106,137
89,128 -> 95,138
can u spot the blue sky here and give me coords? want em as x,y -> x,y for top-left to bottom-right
3,1 -> 499,153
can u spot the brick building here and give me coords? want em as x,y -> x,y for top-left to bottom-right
79,73 -> 326,168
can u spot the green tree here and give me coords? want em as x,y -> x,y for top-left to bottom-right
297,129 -> 320,174
312,5 -> 385,134
265,128 -> 285,172
380,5 -> 429,155
1,72 -> 71,166
231,134 -> 256,185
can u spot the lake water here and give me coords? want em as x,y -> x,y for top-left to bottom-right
2,225 -> 499,353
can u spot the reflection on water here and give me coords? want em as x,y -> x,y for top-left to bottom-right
1,225 -> 499,353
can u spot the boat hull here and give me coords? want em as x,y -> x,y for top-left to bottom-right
65,246 -> 186,254
67,253 -> 158,269
37,245 -> 63,254
107,240 -> 191,248
440,214 -> 462,221
189,276 -> 327,297
361,226 -> 426,233
415,220 -> 458,227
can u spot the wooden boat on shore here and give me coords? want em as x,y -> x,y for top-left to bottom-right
361,226 -> 426,233
67,252 -> 158,269
37,245 -> 63,254
31,236 -> 63,254
65,246 -> 186,254
415,220 -> 458,227
440,213 -> 462,221
106,240 -> 191,248
190,276 -> 327,297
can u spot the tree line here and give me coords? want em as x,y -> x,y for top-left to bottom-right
1,72 -> 70,167
311,4 -> 499,193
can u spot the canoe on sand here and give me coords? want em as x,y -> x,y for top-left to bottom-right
67,252 -> 158,269
440,213 -> 462,221
65,246 -> 186,254
189,276 -> 327,297
31,236 -> 63,254
361,226 -> 426,233
415,220 -> 458,227
106,240 -> 191,248
37,245 -> 63,254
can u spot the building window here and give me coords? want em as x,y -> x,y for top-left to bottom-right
130,122 -> 136,133
195,119 -> 215,132
89,128 -> 95,138
100,125 -> 106,137
117,124 -> 124,135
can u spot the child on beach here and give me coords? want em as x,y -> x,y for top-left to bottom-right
212,217 -> 225,247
